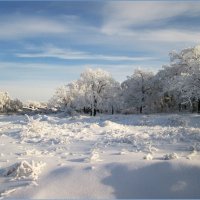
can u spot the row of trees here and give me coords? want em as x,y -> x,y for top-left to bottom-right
1,45 -> 199,115
49,45 -> 200,115
0,93 -> 50,114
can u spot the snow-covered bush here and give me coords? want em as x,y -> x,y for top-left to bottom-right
9,99 -> 23,112
0,91 -> 10,112
0,91 -> 23,113
4,160 -> 46,180
163,153 -> 179,160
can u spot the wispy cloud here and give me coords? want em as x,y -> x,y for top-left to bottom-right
0,15 -> 70,39
101,1 -> 200,36
142,29 -> 200,43
101,28 -> 200,43
15,45 -> 155,61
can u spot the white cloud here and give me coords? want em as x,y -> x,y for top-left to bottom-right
0,15 -> 70,39
15,45 -> 155,61
109,29 -> 200,43
102,1 -> 200,35
142,29 -> 200,43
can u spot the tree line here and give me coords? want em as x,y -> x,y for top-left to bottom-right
1,45 -> 200,115
49,45 -> 200,115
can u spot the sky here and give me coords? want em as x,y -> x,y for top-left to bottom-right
1,1 -> 200,102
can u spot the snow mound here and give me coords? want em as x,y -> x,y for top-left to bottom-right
4,160 -> 46,180
163,153 -> 179,160
89,123 -> 100,129
102,120 -> 123,130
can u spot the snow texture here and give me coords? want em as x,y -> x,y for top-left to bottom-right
0,113 -> 200,199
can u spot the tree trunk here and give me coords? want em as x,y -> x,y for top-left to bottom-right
140,106 -> 143,114
192,101 -> 196,113
198,99 -> 200,114
90,104 -> 93,116
111,105 -> 114,115
94,108 -> 96,116
91,97 -> 97,116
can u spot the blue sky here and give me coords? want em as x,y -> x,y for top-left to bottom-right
1,1 -> 200,102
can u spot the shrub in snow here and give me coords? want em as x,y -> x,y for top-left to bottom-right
187,150 -> 197,160
143,153 -> 153,160
0,91 -> 23,113
9,99 -> 23,112
26,118 -> 46,133
85,149 -> 102,162
0,91 -> 10,112
4,160 -> 46,180
163,153 -> 179,160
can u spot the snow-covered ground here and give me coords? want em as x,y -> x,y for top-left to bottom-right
0,113 -> 200,199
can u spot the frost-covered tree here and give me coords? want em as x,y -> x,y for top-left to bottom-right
50,68 -> 120,116
9,99 -> 23,112
78,68 -> 119,116
166,45 -> 200,112
50,84 -> 73,110
97,81 -> 122,114
122,69 -> 154,113
49,45 -> 200,115
0,91 -> 23,113
0,91 -> 10,112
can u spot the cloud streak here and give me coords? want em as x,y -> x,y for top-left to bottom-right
102,1 -> 200,36
0,15 -> 70,40
15,45 -> 155,61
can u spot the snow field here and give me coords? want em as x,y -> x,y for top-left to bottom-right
0,113 -> 200,198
